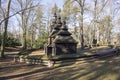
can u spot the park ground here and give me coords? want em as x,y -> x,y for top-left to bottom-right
0,46 -> 120,80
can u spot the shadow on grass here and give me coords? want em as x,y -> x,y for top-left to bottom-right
54,59 -> 77,68
0,56 -> 120,80
0,46 -> 120,80
0,64 -> 51,80
68,57 -> 120,80
41,56 -> 120,80
77,46 -> 111,56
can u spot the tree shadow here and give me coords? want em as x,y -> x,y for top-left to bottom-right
54,59 -> 77,68
0,55 -> 120,80
69,56 -> 120,80
39,56 -> 120,80
0,46 -> 120,80
77,46 -> 112,56
0,64 -> 51,80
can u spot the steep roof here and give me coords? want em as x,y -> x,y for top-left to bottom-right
53,20 -> 77,44
54,36 -> 77,43
49,16 -> 62,37
57,30 -> 71,36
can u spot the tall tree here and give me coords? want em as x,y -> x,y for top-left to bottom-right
52,3 -> 58,14
74,0 -> 86,49
15,0 -> 36,50
1,0 -> 11,58
62,0 -> 72,21
28,6 -> 43,48
93,0 -> 97,40
71,6 -> 79,41
89,0 -> 110,46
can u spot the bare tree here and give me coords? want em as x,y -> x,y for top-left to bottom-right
93,0 -> 97,40
15,0 -> 37,50
74,0 -> 86,49
0,0 -> 11,58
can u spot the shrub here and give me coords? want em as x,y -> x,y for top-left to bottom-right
33,39 -> 46,49
93,39 -> 97,45
33,33 -> 48,49
5,37 -> 21,47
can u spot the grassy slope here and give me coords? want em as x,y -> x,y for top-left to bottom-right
0,55 -> 120,80
0,46 -> 120,80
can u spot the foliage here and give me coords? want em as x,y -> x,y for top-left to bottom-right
62,0 -> 72,20
52,3 -> 59,14
0,34 -> 21,47
33,33 -> 49,49
0,0 -> 11,58
20,55 -> 43,60
14,0 -> 38,50
5,37 -> 21,47
93,39 -> 97,45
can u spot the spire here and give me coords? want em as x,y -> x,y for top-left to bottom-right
61,20 -> 68,30
54,12 -> 57,21
49,15 -> 62,38
56,16 -> 62,25
52,12 -> 57,24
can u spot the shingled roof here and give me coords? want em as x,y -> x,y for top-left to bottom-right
49,16 -> 62,38
54,20 -> 77,43
54,36 -> 77,43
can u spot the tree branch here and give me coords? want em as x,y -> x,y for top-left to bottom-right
99,0 -> 109,13
0,5 -> 37,25
74,0 -> 82,8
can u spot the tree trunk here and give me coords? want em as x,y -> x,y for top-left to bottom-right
80,0 -> 85,49
80,13 -> 84,49
0,0 -> 11,58
31,29 -> 34,48
22,28 -> 27,50
22,17 -> 27,50
93,0 -> 97,40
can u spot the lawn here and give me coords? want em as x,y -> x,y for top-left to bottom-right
0,55 -> 120,80
0,46 -> 120,80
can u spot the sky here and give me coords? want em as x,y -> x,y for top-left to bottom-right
8,0 -> 65,33
5,0 -> 120,33
41,0 -> 64,9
